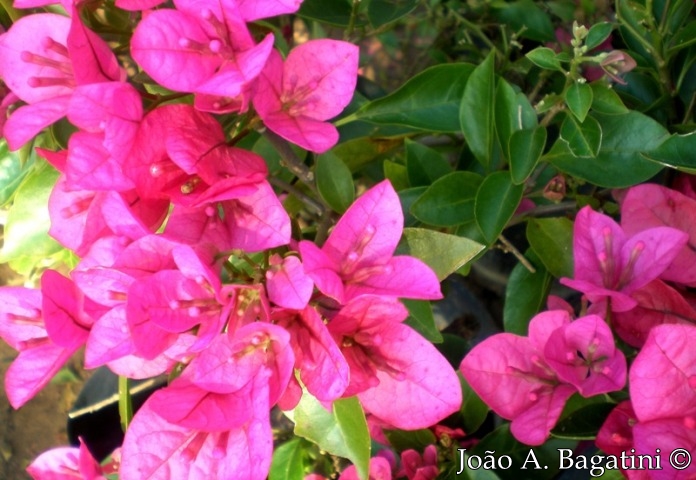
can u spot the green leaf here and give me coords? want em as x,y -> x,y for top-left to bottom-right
503,250 -> 551,335
405,139 -> 452,187
398,186 -> 427,227
0,162 -> 62,264
460,373 -> 490,435
0,140 -> 34,206
461,52 -> 496,169
270,438 -> 307,480
546,111 -> 668,187
525,47 -> 564,71
474,172 -> 524,245
367,0 -> 418,28
403,299 -> 443,343
667,20 -> 696,56
565,82 -> 593,122
559,114 -> 602,158
526,217 -> 574,279
396,228 -> 485,281
590,83 -> 629,115
469,424 -> 576,480
293,394 -> 370,480
298,0 -> 355,26
354,63 -> 475,131
316,152 -> 355,213
383,428 -> 437,453
552,402 -> 616,440
508,126 -> 547,184
585,22 -> 613,50
495,80 -> 538,154
383,160 -> 409,191
333,137 -> 401,173
410,172 -> 483,227
644,132 -> 696,169
492,0 -> 556,42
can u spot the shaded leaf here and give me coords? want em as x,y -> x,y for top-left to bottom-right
526,217 -> 574,279
503,250 -> 551,335
509,126 -> 547,184
644,131 -> 696,170
559,114 -> 601,158
590,83 -> 629,115
552,403 -> 616,440
405,139 -> 452,187
298,0 -> 355,26
461,52 -> 496,169
367,0 -> 418,28
383,428 -> 436,453
403,299 -> 443,344
316,152 -> 354,213
474,172 -> 524,245
460,373 -> 490,435
410,172 -> 483,227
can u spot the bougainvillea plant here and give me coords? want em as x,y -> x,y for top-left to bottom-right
2,0 -> 696,479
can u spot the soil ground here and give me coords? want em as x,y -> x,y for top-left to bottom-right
0,263 -> 84,480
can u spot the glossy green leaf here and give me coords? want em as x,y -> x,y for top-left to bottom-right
405,139 -> 452,187
559,114 -> 602,158
403,299 -> 443,343
492,0 -> 556,42
383,428 -> 437,453
495,80 -> 538,153
460,373 -> 490,435
293,394 -> 370,480
396,228 -> 485,281
503,250 -> 551,335
509,126 -> 547,184
552,403 -> 616,440
585,22 -> 613,50
565,82 -> 593,122
526,217 -> 574,279
590,83 -> 629,115
643,132 -> 696,169
270,438 -> 307,480
316,152 -> 354,213
526,47 -> 564,71
546,111 -> 668,187
354,64 -> 475,131
474,172 -> 524,245
297,0 -> 354,26
461,52 -> 496,169
0,162 -> 62,264
410,172 -> 483,227
367,0 -> 418,28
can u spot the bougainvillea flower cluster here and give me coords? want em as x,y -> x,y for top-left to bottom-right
0,0 -> 465,477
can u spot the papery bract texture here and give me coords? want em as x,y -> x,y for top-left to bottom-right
300,180 -> 441,304
622,183 -> 696,286
329,296 -> 460,429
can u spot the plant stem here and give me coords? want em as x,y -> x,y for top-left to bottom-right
118,376 -> 133,432
498,234 -> 536,273
263,130 -> 319,196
